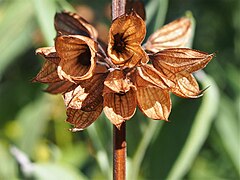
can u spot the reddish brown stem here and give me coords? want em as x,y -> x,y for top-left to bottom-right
112,0 -> 126,20
113,122 -> 126,180
112,1 -> 126,179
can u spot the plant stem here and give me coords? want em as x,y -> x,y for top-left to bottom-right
112,1 -> 126,179
130,121 -> 163,180
112,0 -> 126,20
113,122 -> 126,180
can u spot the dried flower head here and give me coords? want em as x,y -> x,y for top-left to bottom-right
107,12 -> 148,68
33,11 -> 214,130
55,35 -> 98,82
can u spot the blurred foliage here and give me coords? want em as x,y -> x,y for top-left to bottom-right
0,0 -> 239,179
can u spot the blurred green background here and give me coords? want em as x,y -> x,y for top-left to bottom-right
0,0 -> 239,179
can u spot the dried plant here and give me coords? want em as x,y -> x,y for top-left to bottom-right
33,11 -> 214,130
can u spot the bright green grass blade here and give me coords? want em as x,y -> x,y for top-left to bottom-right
145,0 -> 159,26
215,96 -> 240,175
87,114 -> 111,180
153,0 -> 168,31
33,162 -> 87,180
145,0 -> 168,39
0,0 -> 34,74
57,0 -> 75,11
129,120 -> 164,180
0,142 -> 18,179
167,72 -> 220,180
15,95 -> 52,156
32,0 -> 58,46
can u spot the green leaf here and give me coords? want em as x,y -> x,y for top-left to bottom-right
0,0 -> 35,74
86,114 -> 111,180
32,0 -> 58,46
57,0 -> 75,11
129,120 -> 164,180
15,95 -> 52,156
145,0 -> 159,26
185,11 -> 196,48
153,0 -> 168,31
33,163 -> 87,180
167,72 -> 220,179
226,64 -> 240,94
0,142 -> 18,180
61,142 -> 89,168
145,0 -> 168,39
145,0 -> 168,28
215,96 -> 240,175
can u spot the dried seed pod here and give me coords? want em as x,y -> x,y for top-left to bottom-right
63,73 -> 107,110
103,88 -> 137,127
33,47 -> 61,83
45,81 -> 74,94
55,35 -> 98,82
151,48 -> 214,75
33,60 -> 60,83
134,64 -> 170,89
36,47 -> 60,65
145,17 -> 192,52
54,11 -> 98,40
136,87 -> 171,120
104,69 -> 133,94
80,73 -> 107,111
66,104 -> 103,130
64,85 -> 88,109
170,72 -> 203,98
108,12 -> 148,68
150,48 -> 214,98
